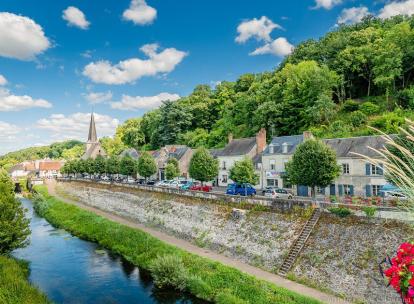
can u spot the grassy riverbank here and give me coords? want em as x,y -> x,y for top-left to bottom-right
33,185 -> 321,304
0,256 -> 50,304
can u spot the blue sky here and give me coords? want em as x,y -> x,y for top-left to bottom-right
0,0 -> 409,155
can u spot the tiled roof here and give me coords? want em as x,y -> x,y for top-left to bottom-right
209,148 -> 224,158
263,134 -> 304,155
323,135 -> 389,158
120,148 -> 140,159
216,137 -> 256,157
39,161 -> 64,171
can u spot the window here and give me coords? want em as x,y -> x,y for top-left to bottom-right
316,187 -> 324,194
342,163 -> 350,175
267,179 -> 278,187
343,184 -> 352,195
270,159 -> 276,170
269,145 -> 274,154
222,175 -> 228,183
371,164 -> 383,175
222,161 -> 226,170
372,185 -> 381,196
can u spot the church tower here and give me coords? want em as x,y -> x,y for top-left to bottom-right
82,112 -> 107,159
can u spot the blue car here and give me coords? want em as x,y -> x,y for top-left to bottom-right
226,183 -> 256,196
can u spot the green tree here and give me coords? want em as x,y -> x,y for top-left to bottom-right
117,118 -> 146,150
0,169 -> 30,254
165,162 -> 180,180
137,152 -> 157,181
106,156 -> 120,175
100,136 -> 127,157
189,148 -> 219,184
94,155 -> 106,175
286,139 -> 340,199
229,157 -> 259,186
120,156 -> 137,177
61,145 -> 84,160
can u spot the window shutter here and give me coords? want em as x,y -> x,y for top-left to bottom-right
350,185 -> 354,196
330,184 -> 336,195
366,185 -> 371,197
338,184 -> 343,196
365,163 -> 371,176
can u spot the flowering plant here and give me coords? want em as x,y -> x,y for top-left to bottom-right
383,242 -> 414,304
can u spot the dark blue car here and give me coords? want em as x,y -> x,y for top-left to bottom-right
226,183 -> 256,196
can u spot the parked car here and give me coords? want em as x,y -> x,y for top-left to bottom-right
156,180 -> 171,187
261,186 -> 278,196
190,182 -> 212,192
146,180 -> 156,185
264,188 -> 293,199
383,191 -> 407,201
126,177 -> 136,183
226,183 -> 256,196
101,175 -> 110,181
179,180 -> 193,190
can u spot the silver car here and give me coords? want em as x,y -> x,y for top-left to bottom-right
264,188 -> 293,199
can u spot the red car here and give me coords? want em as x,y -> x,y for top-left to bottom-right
190,183 -> 212,192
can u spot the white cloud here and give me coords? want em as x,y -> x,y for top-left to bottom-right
123,0 -> 157,25
236,16 -> 281,43
111,92 -> 180,110
0,12 -> 50,60
250,37 -> 294,57
81,50 -> 93,58
83,43 -> 187,85
0,88 -> 52,111
83,91 -> 113,104
36,112 -> 119,140
337,7 -> 369,24
62,6 -> 90,29
314,0 -> 342,10
0,74 -> 7,86
0,121 -> 20,139
379,0 -> 414,19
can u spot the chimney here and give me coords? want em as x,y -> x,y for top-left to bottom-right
228,133 -> 233,143
303,131 -> 314,141
256,128 -> 266,154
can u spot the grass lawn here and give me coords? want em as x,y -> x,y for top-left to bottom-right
0,255 -> 50,304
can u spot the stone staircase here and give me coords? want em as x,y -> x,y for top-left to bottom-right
279,208 -> 322,276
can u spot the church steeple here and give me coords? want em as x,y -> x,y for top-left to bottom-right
87,112 -> 98,143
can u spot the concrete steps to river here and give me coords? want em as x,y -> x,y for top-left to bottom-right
279,208 -> 321,276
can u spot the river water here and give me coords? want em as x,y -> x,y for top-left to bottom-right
13,198 -> 206,304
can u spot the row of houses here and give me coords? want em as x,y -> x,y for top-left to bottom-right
214,129 -> 387,197
120,127 -> 387,197
9,159 -> 65,179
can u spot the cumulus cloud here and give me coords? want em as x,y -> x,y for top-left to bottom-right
0,12 -> 50,60
337,7 -> 370,24
314,0 -> 342,10
123,0 -> 157,25
62,6 -> 90,29
0,88 -> 52,111
36,112 -> 119,140
82,43 -> 187,85
0,74 -> 7,86
83,91 -> 113,104
111,92 -> 180,110
379,0 -> 414,19
250,37 -> 294,57
236,16 -> 281,43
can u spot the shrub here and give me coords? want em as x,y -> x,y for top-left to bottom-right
361,206 -> 377,218
370,112 -> 405,133
215,291 -> 248,304
341,100 -> 359,112
359,102 -> 380,115
347,111 -> 367,128
149,254 -> 188,291
328,207 -> 352,218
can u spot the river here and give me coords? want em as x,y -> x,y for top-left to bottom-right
13,198 -> 206,304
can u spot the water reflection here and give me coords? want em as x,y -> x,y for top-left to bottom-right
13,198 -> 207,304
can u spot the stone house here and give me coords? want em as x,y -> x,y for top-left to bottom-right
38,160 -> 65,179
259,132 -> 313,195
152,145 -> 193,180
8,162 -> 36,178
215,128 -> 266,187
323,136 -> 387,197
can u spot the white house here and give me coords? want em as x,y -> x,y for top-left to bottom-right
215,128 -> 266,187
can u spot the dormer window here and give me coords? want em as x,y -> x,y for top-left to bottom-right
269,144 -> 274,154
282,143 -> 288,154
